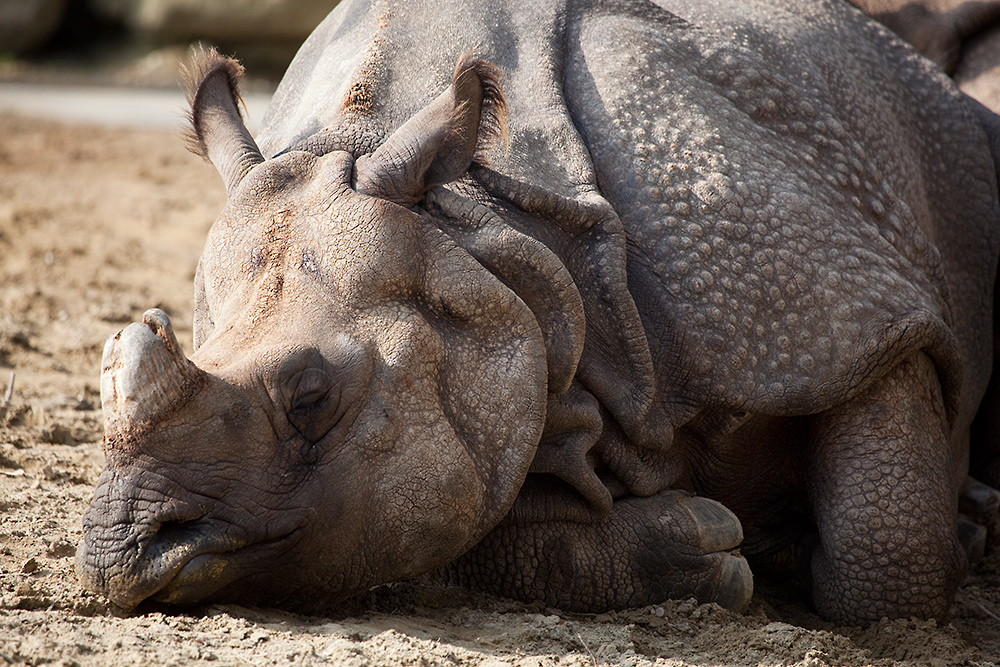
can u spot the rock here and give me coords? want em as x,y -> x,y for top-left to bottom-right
0,0 -> 68,53
46,539 -> 77,559
90,0 -> 338,45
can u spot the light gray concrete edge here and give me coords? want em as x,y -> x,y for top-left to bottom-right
0,83 -> 273,133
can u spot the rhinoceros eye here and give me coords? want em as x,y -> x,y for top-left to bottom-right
286,368 -> 339,444
276,342 -> 370,454
291,387 -> 327,414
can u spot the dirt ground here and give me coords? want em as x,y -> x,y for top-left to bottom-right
2,112 -> 1000,666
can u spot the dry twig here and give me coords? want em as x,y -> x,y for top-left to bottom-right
979,602 -> 1000,624
576,633 -> 599,667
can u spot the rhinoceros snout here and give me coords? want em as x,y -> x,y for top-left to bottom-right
76,464 -> 299,609
76,467 -> 212,608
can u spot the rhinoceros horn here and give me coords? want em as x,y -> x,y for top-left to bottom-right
182,47 -> 265,196
101,309 -> 206,446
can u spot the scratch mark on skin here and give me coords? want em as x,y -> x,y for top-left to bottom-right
247,209 -> 293,327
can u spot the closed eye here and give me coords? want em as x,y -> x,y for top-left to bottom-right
290,387 -> 329,416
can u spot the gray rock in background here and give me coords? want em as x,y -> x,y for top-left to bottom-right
90,0 -> 338,44
0,0 -> 68,53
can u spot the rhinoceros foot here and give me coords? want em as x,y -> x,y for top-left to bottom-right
626,492 -> 752,612
956,478 -> 1000,566
439,489 -> 753,613
674,495 -> 754,611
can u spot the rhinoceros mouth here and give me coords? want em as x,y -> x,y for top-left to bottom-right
143,527 -> 304,606
82,522 -> 305,610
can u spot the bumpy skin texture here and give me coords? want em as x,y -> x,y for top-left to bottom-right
77,0 -> 1000,626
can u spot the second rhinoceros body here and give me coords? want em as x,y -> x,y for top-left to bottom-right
78,0 -> 1000,626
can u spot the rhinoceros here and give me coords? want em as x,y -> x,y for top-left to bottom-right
851,0 -> 1000,121
77,0 -> 1000,626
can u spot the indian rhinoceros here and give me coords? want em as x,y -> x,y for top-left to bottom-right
77,0 -> 1000,626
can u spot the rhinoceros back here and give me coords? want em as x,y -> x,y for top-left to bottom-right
564,0 -> 997,423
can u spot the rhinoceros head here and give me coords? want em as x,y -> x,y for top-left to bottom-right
76,49 -> 578,609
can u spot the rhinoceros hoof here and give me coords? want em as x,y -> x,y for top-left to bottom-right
680,495 -> 753,611
710,551 -> 754,611
959,477 -> 1000,517
958,478 -> 1000,566
958,516 -> 987,566
624,491 -> 753,612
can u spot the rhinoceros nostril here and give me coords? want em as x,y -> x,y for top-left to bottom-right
146,501 -> 208,552
154,519 -> 199,542
143,515 -> 232,572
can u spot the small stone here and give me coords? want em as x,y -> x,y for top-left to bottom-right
21,557 -> 39,574
47,539 -> 77,558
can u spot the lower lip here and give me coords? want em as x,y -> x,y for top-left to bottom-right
150,528 -> 301,605
151,552 -> 242,604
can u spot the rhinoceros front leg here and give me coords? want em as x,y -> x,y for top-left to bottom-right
437,488 -> 752,613
805,352 -> 966,624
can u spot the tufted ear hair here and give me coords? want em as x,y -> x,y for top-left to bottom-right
182,46 -> 265,196
354,54 -> 507,207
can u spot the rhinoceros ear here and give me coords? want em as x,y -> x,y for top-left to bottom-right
182,47 -> 265,196
354,54 -> 507,207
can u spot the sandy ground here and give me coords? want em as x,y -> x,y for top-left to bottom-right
2,112 -> 1000,666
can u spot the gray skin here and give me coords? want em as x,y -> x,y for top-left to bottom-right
847,0 -> 1000,119
77,0 -> 1000,626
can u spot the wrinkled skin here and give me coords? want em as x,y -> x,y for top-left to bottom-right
848,0 -> 1000,497
78,0 -> 1000,626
